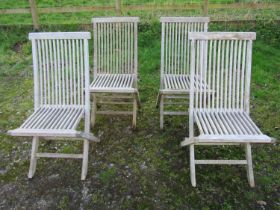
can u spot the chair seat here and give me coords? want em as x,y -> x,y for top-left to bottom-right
193,109 -> 272,143
9,106 -> 84,137
90,74 -> 136,93
161,74 -> 210,94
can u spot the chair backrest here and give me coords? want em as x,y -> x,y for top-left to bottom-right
160,17 -> 209,77
92,17 -> 139,77
189,32 -> 256,113
29,32 -> 91,109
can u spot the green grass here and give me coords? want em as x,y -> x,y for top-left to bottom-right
1,0 -> 277,9
0,22 -> 279,209
0,0 -> 279,25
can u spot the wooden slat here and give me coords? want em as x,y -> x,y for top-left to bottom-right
8,128 -> 79,137
96,111 -> 133,115
189,32 -> 256,41
195,160 -> 247,165
160,17 -> 210,23
36,153 -> 83,159
198,134 -> 272,143
163,111 -> 188,116
29,32 -> 91,40
92,17 -> 139,23
90,74 -> 136,92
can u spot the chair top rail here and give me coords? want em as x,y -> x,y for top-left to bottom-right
160,17 -> 210,23
92,17 -> 139,23
189,32 -> 256,40
29,32 -> 91,40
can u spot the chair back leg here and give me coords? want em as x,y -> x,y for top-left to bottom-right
91,95 -> 97,128
132,93 -> 138,129
160,95 -> 164,129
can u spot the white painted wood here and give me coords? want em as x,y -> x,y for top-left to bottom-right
183,32 -> 273,187
91,17 -> 140,128
158,17 -> 209,129
8,32 -> 98,180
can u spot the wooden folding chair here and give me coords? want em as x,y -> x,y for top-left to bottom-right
8,32 -> 99,180
181,32 -> 274,187
157,17 -> 210,129
90,17 -> 141,129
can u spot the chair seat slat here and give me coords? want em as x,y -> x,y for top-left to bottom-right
90,74 -> 135,92
19,106 -> 84,131
194,109 -> 265,136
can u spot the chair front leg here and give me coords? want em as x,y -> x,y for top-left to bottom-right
190,144 -> 196,187
81,139 -> 89,180
245,143 -> 255,187
28,136 -> 39,178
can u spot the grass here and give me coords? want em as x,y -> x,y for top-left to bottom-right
0,21 -> 279,209
0,0 -> 279,25
1,0 -> 277,9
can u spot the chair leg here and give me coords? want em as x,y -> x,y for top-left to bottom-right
245,143 -> 255,187
81,139 -> 89,180
132,93 -> 137,129
160,94 -> 164,129
156,92 -> 161,108
28,136 -> 39,178
136,92 -> 141,109
91,94 -> 96,128
190,144 -> 196,187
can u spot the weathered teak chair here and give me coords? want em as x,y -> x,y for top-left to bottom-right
90,17 -> 141,128
8,32 -> 99,180
181,32 -> 274,187
157,17 -> 210,129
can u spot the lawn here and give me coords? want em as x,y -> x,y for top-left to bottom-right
1,0 -> 276,9
0,21 -> 279,209
0,0 -> 279,25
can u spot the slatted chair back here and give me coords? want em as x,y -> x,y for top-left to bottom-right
29,32 -> 90,109
160,17 -> 210,77
92,17 -> 139,77
189,32 -> 256,114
